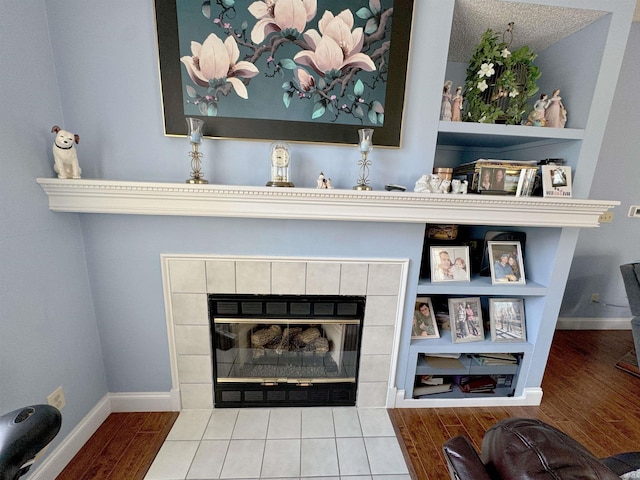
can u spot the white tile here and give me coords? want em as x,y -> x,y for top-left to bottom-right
360,326 -> 395,356
168,410 -> 213,440
366,264 -> 403,296
340,263 -> 369,295
144,440 -> 199,479
302,407 -> 335,438
203,409 -> 239,440
358,355 -> 391,383
170,260 -> 207,293
306,262 -> 341,294
372,475 -> 411,480
357,409 -> 395,437
232,409 -> 270,439
261,439 -> 301,478
272,262 -> 306,294
301,438 -> 339,477
364,437 -> 409,475
236,261 -> 271,294
187,439 -> 229,479
267,408 -> 301,439
172,293 -> 209,325
364,296 -> 399,326
220,439 -> 265,478
355,383 -> 388,408
178,355 -> 212,383
337,437 -> 371,476
206,260 -> 236,293
180,384 -> 214,409
175,325 -> 211,355
332,408 -> 362,438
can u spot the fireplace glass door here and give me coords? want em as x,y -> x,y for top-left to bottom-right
209,295 -> 365,407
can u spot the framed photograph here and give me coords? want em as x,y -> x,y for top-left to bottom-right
154,0 -> 414,146
488,241 -> 526,285
489,298 -> 526,342
430,246 -> 471,283
477,166 -> 521,194
541,165 -> 572,197
448,297 -> 484,343
411,297 -> 439,339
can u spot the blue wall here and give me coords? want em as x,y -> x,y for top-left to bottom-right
560,23 -> 640,319
0,0 -> 107,450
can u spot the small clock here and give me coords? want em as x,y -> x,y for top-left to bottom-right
266,141 -> 294,187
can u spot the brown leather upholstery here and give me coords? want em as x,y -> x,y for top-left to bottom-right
442,418 -> 636,480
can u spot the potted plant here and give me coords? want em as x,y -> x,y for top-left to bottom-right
463,24 -> 541,125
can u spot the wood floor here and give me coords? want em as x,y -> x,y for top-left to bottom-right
54,330 -> 640,480
55,411 -> 178,480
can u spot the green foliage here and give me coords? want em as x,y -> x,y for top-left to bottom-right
463,29 -> 540,125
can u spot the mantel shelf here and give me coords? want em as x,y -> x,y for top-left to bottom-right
36,178 -> 618,228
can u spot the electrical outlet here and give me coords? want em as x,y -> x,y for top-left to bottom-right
598,212 -> 614,223
47,386 -> 66,410
629,205 -> 640,218
590,293 -> 600,304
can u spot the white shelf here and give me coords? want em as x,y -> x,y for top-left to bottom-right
36,178 -> 617,228
437,122 -> 584,148
417,276 -> 547,296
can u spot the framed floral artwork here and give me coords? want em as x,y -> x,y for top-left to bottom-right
154,0 -> 414,146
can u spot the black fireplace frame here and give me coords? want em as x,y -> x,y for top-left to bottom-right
208,294 -> 366,408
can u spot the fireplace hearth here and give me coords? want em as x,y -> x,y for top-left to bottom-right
209,294 -> 365,407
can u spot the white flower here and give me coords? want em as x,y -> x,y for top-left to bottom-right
509,89 -> 519,98
479,115 -> 487,123
501,48 -> 511,58
477,80 -> 488,92
478,62 -> 495,78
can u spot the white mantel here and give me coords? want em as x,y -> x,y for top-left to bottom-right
36,178 -> 618,228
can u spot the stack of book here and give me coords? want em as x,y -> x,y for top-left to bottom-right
472,353 -> 519,366
413,375 -> 452,397
455,375 -> 497,393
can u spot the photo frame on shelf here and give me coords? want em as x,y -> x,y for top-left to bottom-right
448,297 -> 484,344
488,241 -> 526,285
541,165 -> 572,197
478,231 -> 526,276
489,298 -> 526,342
411,297 -> 439,339
430,246 -> 471,283
153,0 -> 414,146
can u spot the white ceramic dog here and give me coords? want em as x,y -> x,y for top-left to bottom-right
51,125 -> 81,179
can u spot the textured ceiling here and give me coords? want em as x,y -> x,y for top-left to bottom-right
448,0 -> 609,62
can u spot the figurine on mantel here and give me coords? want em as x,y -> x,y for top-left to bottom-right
51,125 -> 81,179
544,89 -> 567,128
316,172 -> 333,189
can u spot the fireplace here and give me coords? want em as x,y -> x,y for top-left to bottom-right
210,294 -> 365,407
162,255 -> 407,409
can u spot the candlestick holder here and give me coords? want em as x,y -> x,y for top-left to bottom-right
353,128 -> 374,191
185,117 -> 208,184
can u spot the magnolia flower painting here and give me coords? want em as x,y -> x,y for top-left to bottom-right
155,0 -> 414,145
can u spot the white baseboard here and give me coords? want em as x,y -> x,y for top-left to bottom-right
27,391 -> 179,480
556,317 -> 632,330
27,395 -> 111,480
393,387 -> 543,408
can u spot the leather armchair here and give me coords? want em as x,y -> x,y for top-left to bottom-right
621,263 -> 640,365
442,417 -> 640,479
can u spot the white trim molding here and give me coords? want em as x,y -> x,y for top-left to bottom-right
36,178 -> 618,228
393,387 -> 544,408
556,317 -> 633,330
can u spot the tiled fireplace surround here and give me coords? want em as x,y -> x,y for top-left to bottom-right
162,255 -> 408,409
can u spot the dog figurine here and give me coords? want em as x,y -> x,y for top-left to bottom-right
51,125 -> 81,179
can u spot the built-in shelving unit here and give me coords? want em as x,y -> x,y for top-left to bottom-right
396,0 -> 635,407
